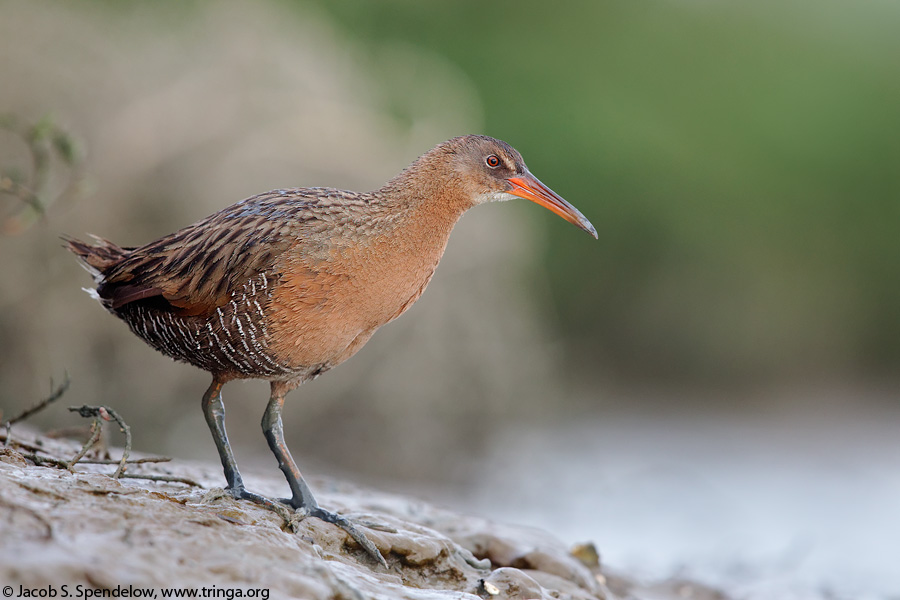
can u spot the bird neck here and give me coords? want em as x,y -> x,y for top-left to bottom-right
377,155 -> 474,223
354,170 -> 470,274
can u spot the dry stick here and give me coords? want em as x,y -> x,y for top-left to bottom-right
1,431 -> 169,468
24,453 -> 171,468
66,418 -> 102,471
78,456 -> 172,465
68,405 -> 133,478
106,408 -> 132,477
1,374 -> 71,445
120,473 -> 201,487
16,450 -> 193,486
17,451 -> 69,469
3,391 -> 183,483
106,409 -> 131,478
3,374 -> 70,425
7,393 -> 193,486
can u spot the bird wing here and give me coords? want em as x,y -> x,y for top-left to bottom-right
97,189 -> 338,317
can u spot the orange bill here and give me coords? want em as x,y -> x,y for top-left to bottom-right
507,173 -> 597,239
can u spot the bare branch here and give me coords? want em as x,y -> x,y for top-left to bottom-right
67,418 -> 102,470
2,373 -> 71,428
77,456 -> 172,465
68,405 -> 133,478
119,473 -> 201,487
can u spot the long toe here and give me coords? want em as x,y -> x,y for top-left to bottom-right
228,486 -> 293,522
310,506 -> 387,568
276,497 -> 295,507
226,488 -> 385,566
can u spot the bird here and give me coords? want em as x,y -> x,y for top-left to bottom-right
66,134 -> 596,566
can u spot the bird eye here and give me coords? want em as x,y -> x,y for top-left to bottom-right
485,154 -> 501,168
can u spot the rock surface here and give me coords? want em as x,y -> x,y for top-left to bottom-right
0,428 -> 727,600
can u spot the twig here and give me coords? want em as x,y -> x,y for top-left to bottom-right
7,399 -> 197,488
66,418 -> 102,471
14,448 -> 194,486
68,405 -> 132,478
77,456 -> 172,465
1,374 -> 71,445
119,473 -> 201,487
18,451 -> 171,469
18,451 -> 70,469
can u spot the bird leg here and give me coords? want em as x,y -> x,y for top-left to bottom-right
262,381 -> 387,567
200,378 -> 288,518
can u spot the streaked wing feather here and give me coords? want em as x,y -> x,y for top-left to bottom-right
97,190 -> 328,317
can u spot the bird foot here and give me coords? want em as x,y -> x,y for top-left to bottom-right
225,486 -> 294,522
227,490 -> 386,567
307,506 -> 388,568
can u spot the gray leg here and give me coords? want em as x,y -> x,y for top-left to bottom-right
262,381 -> 387,567
261,382 -> 319,509
201,377 -> 283,514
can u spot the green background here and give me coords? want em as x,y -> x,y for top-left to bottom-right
311,0 -> 900,386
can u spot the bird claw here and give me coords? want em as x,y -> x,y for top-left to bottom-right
309,506 -> 388,568
226,486 -> 293,521
226,488 -> 386,567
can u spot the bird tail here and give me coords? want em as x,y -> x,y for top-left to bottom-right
63,235 -> 129,283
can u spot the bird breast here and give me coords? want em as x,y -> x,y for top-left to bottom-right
264,207 -> 455,372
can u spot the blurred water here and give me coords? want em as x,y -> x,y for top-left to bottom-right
456,407 -> 900,599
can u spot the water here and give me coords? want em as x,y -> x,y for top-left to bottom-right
460,410 -> 900,599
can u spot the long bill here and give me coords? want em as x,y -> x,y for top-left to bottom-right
507,173 -> 598,239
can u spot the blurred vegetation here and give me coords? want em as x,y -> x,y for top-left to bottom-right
309,0 -> 900,386
0,0 -> 558,480
2,0 -> 897,448
0,114 -> 84,234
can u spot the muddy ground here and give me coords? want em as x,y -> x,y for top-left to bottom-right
0,427 -> 727,600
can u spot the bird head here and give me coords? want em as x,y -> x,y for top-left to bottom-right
446,135 -> 597,239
